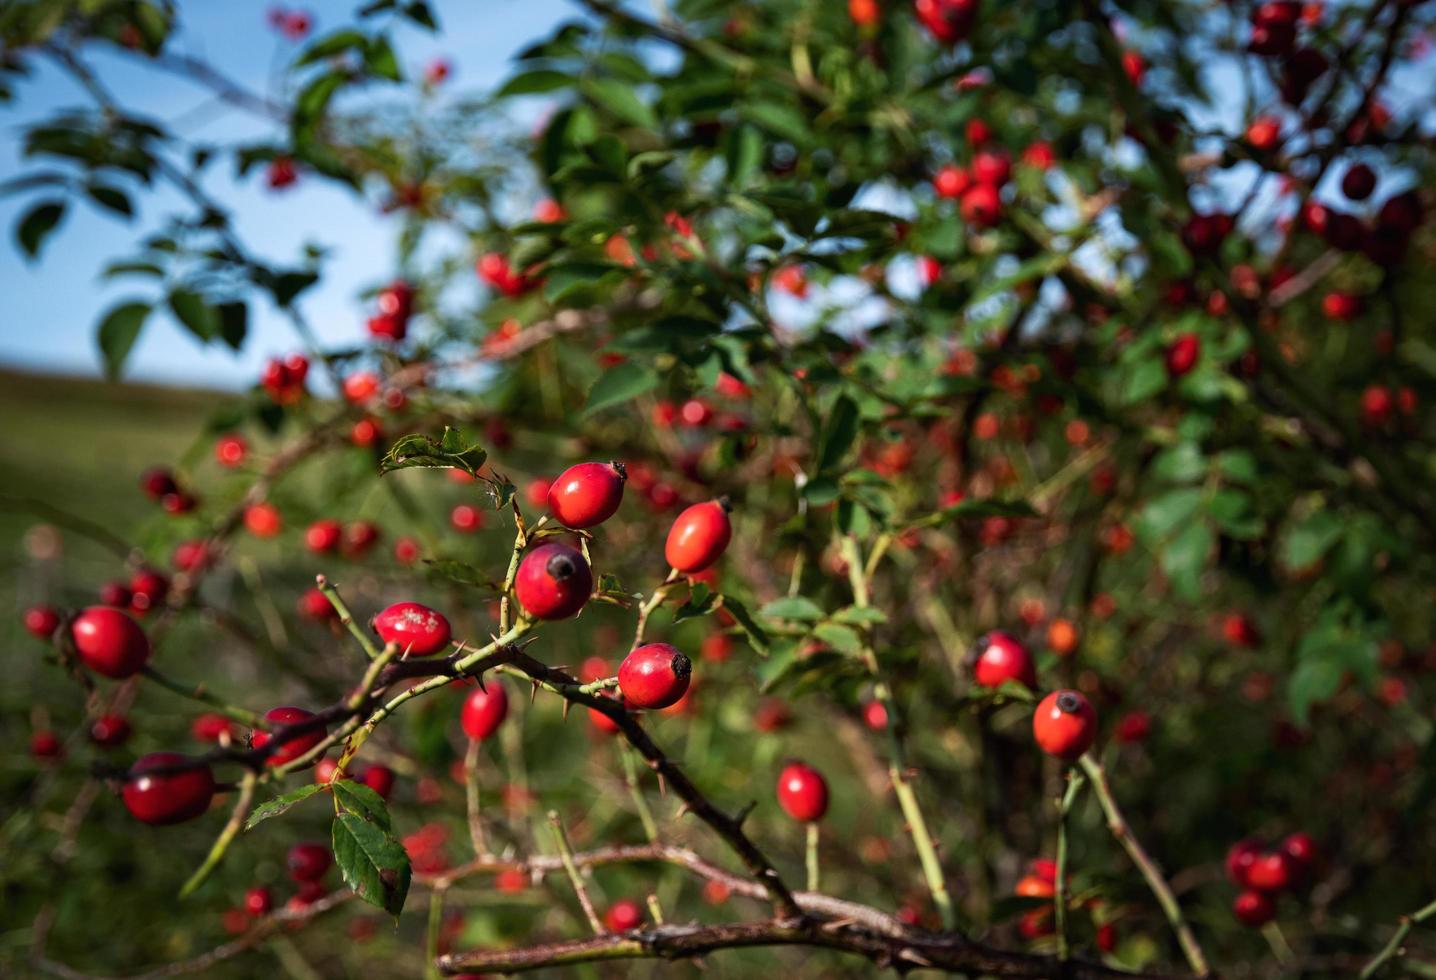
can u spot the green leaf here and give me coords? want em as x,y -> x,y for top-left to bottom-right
380,427 -> 488,477
294,71 -> 346,128
741,101 -> 812,146
812,622 -> 862,655
268,270 -> 319,306
246,783 -> 325,830
1135,488 -> 1204,544
1122,358 -> 1167,405
1215,449 -> 1259,484
674,583 -> 715,624
817,394 -> 860,473
1160,520 -> 1212,600
332,780 -> 392,831
543,260 -> 621,305
1151,442 -> 1205,483
16,199 -> 64,259
760,596 -> 825,621
583,78 -> 657,129
830,606 -> 887,626
421,559 -> 501,592
85,183 -> 133,218
365,36 -> 402,81
216,301 -> 247,349
169,289 -> 217,341
96,302 -> 151,379
498,70 -> 577,96
295,30 -> 367,67
584,362 -> 658,415
332,812 -> 411,916
1281,510 -> 1343,569
1287,658 -> 1343,727
720,596 -> 769,654
404,1 -> 439,29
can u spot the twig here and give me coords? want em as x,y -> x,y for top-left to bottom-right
1079,755 -> 1209,976
549,811 -> 605,935
1055,769 -> 1087,962
139,666 -> 262,727
1360,896 -> 1436,978
620,743 -> 659,842
317,575 -> 382,660
179,770 -> 257,897
463,738 -> 487,857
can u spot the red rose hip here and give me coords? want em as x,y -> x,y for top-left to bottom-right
372,601 -> 452,656
71,606 -> 151,679
776,761 -> 829,822
460,683 -> 510,740
972,631 -> 1037,689
287,842 -> 332,882
252,706 -> 326,767
548,461 -> 627,529
122,752 -> 216,825
618,643 -> 692,710
24,605 -> 60,640
664,499 -> 733,573
514,543 -> 592,620
1032,690 -> 1097,760
604,898 -> 643,932
1233,889 -> 1275,927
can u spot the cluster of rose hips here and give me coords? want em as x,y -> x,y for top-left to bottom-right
913,0 -> 977,45
931,124 -> 1011,230
139,465 -> 198,514
971,631 -> 1100,761
476,252 -> 541,298
1225,832 -> 1320,927
260,352 -> 309,404
366,280 -> 415,343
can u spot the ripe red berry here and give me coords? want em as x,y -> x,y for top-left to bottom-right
450,504 -> 484,533
777,762 -> 829,823
244,502 -> 283,538
972,631 -> 1037,689
1165,333 -> 1201,378
933,164 -> 971,200
140,466 -> 179,500
372,601 -> 452,656
192,713 -> 238,743
1340,162 -> 1376,201
99,581 -> 133,608
1246,115 -> 1281,151
90,714 -> 132,748
394,537 -> 420,564
215,434 -> 248,467
460,683 -> 509,740
1233,889 -> 1275,927
960,182 -> 1002,227
361,764 -> 395,800
341,520 -> 381,558
604,898 -> 644,932
618,643 -> 692,710
128,570 -> 169,613
1225,838 -> 1261,886
914,0 -> 978,44
1032,690 -> 1097,761
171,536 -> 208,570
1321,290 -> 1362,321
548,461 -> 627,529
31,730 -> 63,759
665,499 -> 733,573
244,885 -> 273,917
972,150 -> 1011,188
862,699 -> 889,730
252,706 -> 326,767
1246,850 -> 1294,892
1280,832 -> 1318,877
298,587 -> 337,621
514,543 -> 592,620
287,842 -> 333,883
305,519 -> 342,552
122,752 -> 216,825
71,606 -> 151,679
23,605 -> 60,640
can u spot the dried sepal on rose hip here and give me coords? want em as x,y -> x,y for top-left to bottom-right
514,542 -> 592,620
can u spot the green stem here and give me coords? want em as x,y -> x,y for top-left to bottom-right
425,886 -> 446,980
1361,896 -> 1436,979
839,534 -> 956,932
464,737 -> 487,857
805,823 -> 820,892
619,743 -> 659,842
316,575 -> 381,660
1055,769 -> 1087,962
179,770 -> 256,897
140,666 -> 262,727
549,810 -> 604,935
499,511 -> 540,633
1079,754 -> 1209,976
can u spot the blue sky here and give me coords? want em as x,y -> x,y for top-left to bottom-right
1,0 -> 574,389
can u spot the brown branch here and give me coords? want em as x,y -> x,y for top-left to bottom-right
438,916 -> 1190,977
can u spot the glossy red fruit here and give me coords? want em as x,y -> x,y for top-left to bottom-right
128,570 -> 169,613
618,643 -> 692,710
394,537 -> 420,564
1165,333 -> 1201,378
99,581 -> 133,608
305,519 -> 342,553
24,605 -> 60,640
140,466 -> 179,500
298,587 -> 336,622
914,0 -> 978,44
1246,115 -> 1281,151
862,700 -> 889,730
1233,889 -> 1275,927
665,499 -> 732,573
244,501 -> 283,538
960,182 -> 1002,227
287,842 -> 332,882
90,714 -> 131,748
372,602 -> 452,656
776,761 -> 829,822
1280,832 -> 1318,876
933,164 -> 971,200
548,461 -> 627,529
1226,838 -> 1261,886
244,885 -> 273,917
604,898 -> 643,932
71,607 -> 151,679
192,713 -> 238,743
972,150 -> 1011,188
215,434 -> 248,467
461,683 -> 509,740
361,764 -> 395,800
122,752 -> 215,824
972,631 -> 1037,689
1032,690 -> 1097,761
31,730 -> 62,759
1246,850 -> 1294,892
514,543 -> 592,620
1341,163 -> 1376,201
252,707 -> 326,767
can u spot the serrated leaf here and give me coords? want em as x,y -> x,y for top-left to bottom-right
246,782 -> 325,829
17,199 -> 64,258
97,302 -> 151,379
760,596 -> 825,621
332,812 -> 410,915
584,362 -> 658,415
674,583 -> 715,624
380,427 -> 487,477
332,780 -> 391,831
